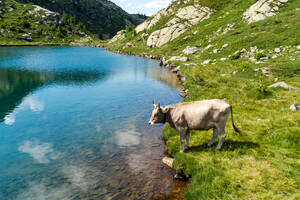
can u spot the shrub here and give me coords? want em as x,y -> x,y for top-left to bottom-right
254,52 -> 267,60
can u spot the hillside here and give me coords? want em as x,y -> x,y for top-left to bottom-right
105,0 -> 300,199
16,0 -> 147,39
0,0 -> 92,45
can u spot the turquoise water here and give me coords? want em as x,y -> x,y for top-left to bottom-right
0,46 -> 182,200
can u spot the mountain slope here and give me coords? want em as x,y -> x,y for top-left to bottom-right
105,0 -> 300,199
0,0 -> 91,45
16,0 -> 147,39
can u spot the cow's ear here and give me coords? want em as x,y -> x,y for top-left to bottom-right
161,107 -> 170,113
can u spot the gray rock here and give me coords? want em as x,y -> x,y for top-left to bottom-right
202,60 -> 211,65
20,33 -> 32,42
261,67 -> 272,76
213,49 -> 220,54
222,44 -> 229,49
169,56 -> 189,62
290,104 -> 299,111
125,42 -> 133,48
183,46 -> 199,55
268,81 -> 292,90
274,48 -> 281,53
260,57 -> 269,60
297,45 -> 300,50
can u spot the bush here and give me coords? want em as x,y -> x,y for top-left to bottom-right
254,52 -> 267,60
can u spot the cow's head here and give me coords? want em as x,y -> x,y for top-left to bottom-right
149,102 -> 169,125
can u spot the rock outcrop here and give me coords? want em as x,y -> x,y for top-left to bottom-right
243,0 -> 289,24
109,30 -> 126,43
135,8 -> 173,33
146,5 -> 213,48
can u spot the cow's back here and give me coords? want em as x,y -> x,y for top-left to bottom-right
170,99 -> 231,130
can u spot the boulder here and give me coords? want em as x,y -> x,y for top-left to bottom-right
268,81 -> 292,90
243,0 -> 289,24
162,157 -> 174,168
183,46 -> 199,55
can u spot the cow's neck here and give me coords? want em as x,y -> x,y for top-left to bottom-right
165,110 -> 175,128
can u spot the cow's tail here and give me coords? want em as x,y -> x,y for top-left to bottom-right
230,105 -> 243,135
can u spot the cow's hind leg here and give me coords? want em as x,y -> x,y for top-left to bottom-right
185,131 -> 190,150
180,132 -> 185,152
208,128 -> 218,147
178,127 -> 187,152
216,129 -> 226,150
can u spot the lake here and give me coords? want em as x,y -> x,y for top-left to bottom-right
0,46 -> 182,200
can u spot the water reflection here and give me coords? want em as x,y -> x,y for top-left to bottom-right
18,140 -> 61,164
0,67 -> 107,122
4,96 -> 44,125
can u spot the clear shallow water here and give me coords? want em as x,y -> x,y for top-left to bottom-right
0,46 -> 182,200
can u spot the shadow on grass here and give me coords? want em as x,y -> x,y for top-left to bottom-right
187,140 -> 259,152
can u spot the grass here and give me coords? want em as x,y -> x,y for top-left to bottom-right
104,0 -> 300,199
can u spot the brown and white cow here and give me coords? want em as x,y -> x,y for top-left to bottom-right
149,99 -> 242,151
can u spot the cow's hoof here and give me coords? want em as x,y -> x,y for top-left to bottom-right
180,149 -> 184,153
216,146 -> 222,150
207,143 -> 213,147
185,146 -> 190,151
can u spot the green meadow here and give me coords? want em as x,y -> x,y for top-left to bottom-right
104,0 -> 300,199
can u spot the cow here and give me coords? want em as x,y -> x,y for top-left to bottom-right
148,99 -> 242,151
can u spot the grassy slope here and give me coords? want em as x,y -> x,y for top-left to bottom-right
0,0 -> 89,45
104,0 -> 300,199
